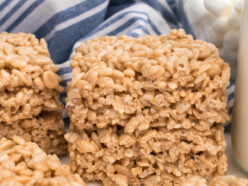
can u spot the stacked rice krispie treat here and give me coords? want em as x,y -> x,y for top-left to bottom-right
0,32 -> 67,155
0,136 -> 86,186
65,29 -> 230,185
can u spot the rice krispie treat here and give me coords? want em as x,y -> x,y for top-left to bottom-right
0,32 -> 63,123
182,175 -> 248,186
66,29 -> 230,185
0,32 -> 67,155
0,136 -> 86,186
0,112 -> 67,155
67,29 -> 230,131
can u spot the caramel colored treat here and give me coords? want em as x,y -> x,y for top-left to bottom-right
66,125 -> 227,186
0,32 -> 63,92
182,175 -> 248,186
0,87 -> 63,124
0,32 -> 64,123
66,29 -> 230,185
0,112 -> 67,156
0,136 -> 85,186
0,32 -> 66,156
67,29 -> 230,131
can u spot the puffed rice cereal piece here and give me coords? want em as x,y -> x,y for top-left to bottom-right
0,136 -> 86,186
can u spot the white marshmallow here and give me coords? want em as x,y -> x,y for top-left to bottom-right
223,30 -> 240,50
204,0 -> 233,16
234,0 -> 244,12
228,9 -> 241,29
213,17 -> 229,32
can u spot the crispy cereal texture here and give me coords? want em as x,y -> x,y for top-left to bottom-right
0,32 -> 63,92
66,29 -> 230,185
0,32 -> 63,123
0,32 -> 67,155
67,29 -> 230,130
66,125 -> 227,186
0,136 -> 86,186
0,112 -> 67,156
182,175 -> 248,186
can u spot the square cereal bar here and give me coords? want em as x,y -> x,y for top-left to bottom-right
66,29 -> 230,185
66,29 -> 230,131
0,32 -> 63,123
0,136 -> 86,186
0,32 -> 66,155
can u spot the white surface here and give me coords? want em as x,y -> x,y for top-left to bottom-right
61,133 -> 248,185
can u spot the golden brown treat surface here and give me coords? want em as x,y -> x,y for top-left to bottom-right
0,112 -> 67,156
0,136 -> 86,186
0,32 -> 63,92
66,29 -> 230,185
66,125 -> 227,186
67,29 -> 230,131
0,32 -> 66,155
0,32 -> 63,123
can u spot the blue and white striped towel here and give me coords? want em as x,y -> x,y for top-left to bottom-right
0,0 -> 235,128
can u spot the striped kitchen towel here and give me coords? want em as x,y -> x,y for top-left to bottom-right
0,0 -> 235,127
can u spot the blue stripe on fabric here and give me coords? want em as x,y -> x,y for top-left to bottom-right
61,80 -> 70,87
61,92 -> 67,98
0,0 -> 26,26
6,0 -> 45,32
81,9 -> 161,41
106,1 -> 134,19
228,106 -> 233,117
166,0 -> 180,21
35,0 -> 107,38
134,25 -> 150,34
228,82 -> 235,89
128,26 -> 150,37
128,25 -> 150,36
48,9 -> 155,63
228,92 -> 234,101
143,0 -> 178,27
107,16 -> 159,36
225,123 -> 231,132
47,8 -> 107,63
0,0 -> 12,11
128,32 -> 139,38
107,17 -> 144,35
177,0 -> 195,36
57,67 -> 72,75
